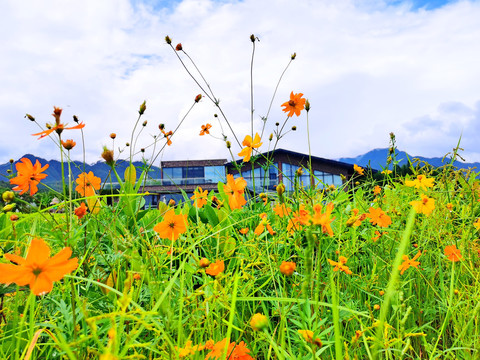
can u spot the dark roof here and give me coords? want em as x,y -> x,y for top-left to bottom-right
226,148 -> 355,170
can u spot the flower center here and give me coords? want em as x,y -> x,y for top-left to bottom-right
168,221 -> 176,229
288,100 -> 296,107
32,266 -> 43,276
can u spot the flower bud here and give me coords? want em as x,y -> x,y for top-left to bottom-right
165,35 -> 172,44
25,114 -> 35,121
291,52 -> 296,60
168,199 -> 176,207
110,133 -> 116,139
195,94 -> 202,103
2,204 -> 15,212
73,115 -> 79,123
292,126 -> 297,131
199,258 -> 210,268
2,191 -> 15,203
9,159 -> 14,164
126,142 -> 130,146
269,133 -> 273,141
226,141 -> 231,149
141,148 -> 145,153
276,183 -> 285,197
250,313 -> 268,331
142,121 -> 148,127
10,214 -> 19,221
139,100 -> 146,115
305,99 -> 310,112
175,43 -> 183,51
250,34 -> 256,42
296,168 -> 303,176
279,261 -> 296,276
159,123 -> 165,131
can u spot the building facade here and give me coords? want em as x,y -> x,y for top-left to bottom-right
142,149 -> 356,206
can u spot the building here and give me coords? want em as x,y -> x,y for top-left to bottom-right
143,158 -> 226,208
142,148 -> 356,207
226,148 -> 354,192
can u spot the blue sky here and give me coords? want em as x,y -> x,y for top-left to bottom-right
0,0 -> 479,165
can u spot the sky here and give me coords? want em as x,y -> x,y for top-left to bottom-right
1,0 -> 480,166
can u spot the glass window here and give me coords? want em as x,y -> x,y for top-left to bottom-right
205,166 -> 226,183
163,167 -> 182,185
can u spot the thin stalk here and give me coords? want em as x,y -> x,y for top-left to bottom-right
250,38 -> 256,139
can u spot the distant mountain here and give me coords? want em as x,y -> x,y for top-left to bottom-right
0,154 -> 161,189
338,148 -> 480,171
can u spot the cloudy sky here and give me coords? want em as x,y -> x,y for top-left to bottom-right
1,0 -> 479,166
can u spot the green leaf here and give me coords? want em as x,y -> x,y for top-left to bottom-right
124,164 -> 137,186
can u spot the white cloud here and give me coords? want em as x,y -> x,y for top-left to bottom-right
1,0 -> 479,167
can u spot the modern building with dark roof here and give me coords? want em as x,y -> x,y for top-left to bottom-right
142,148 -> 357,207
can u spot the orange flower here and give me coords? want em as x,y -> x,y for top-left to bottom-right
273,203 -> 292,218
190,186 -> 208,208
32,107 -> 85,139
0,238 -> 78,296
153,209 -> 188,241
367,207 -> 392,228
410,194 -> 435,216
223,174 -> 247,210
75,172 -> 101,197
353,164 -> 364,175
74,202 -> 87,219
346,209 -> 366,227
254,213 -> 274,236
239,227 -> 249,235
279,261 -> 296,276
398,251 -> 421,275
205,338 -> 253,360
444,244 -> 462,262
161,128 -> 173,146
281,92 -> 306,117
287,205 -> 310,233
199,258 -> 210,268
405,175 -> 434,190
238,133 -> 262,162
327,256 -> 352,275
205,260 -> 225,277
298,329 -> 322,347
373,185 -> 382,196
175,340 -> 198,358
200,123 -> 212,136
9,157 -> 49,196
310,202 -> 335,236
61,139 -> 76,150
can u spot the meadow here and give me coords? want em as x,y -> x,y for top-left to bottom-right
0,35 -> 479,360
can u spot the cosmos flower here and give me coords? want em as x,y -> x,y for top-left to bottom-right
0,238 -> 78,296
238,133 -> 262,162
10,157 -> 49,196
281,92 -> 306,117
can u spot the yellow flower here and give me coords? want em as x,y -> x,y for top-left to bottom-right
410,194 -> 435,216
405,175 -> 434,190
353,164 -> 364,175
238,133 -> 262,162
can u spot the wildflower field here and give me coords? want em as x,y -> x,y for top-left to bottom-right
1,36 -> 479,360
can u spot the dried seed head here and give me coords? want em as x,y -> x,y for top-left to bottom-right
101,146 -> 115,167
291,126 -> 297,131
73,115 -> 79,123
